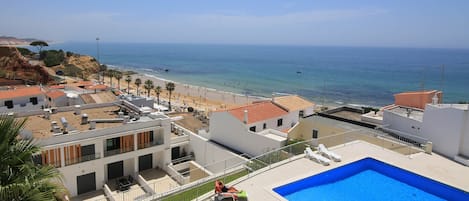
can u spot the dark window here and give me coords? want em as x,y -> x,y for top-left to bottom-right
5,100 -> 13,109
249,126 -> 256,132
312,129 -> 318,139
263,123 -> 267,129
149,131 -> 154,142
30,97 -> 38,105
106,137 -> 120,151
299,110 -> 304,117
277,118 -> 283,127
81,144 -> 95,161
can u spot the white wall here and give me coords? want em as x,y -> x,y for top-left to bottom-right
188,132 -> 247,173
58,158 -> 106,196
246,113 -> 296,133
209,112 -> 286,157
383,110 -> 423,137
421,105 -> 466,158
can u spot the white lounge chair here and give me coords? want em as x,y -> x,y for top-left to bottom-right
304,147 -> 330,166
318,144 -> 341,162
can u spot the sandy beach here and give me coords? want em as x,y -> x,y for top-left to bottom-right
102,72 -> 267,113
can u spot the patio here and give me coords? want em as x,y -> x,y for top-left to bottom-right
107,177 -> 147,201
139,168 -> 180,194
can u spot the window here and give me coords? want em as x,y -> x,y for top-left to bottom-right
106,137 -> 120,151
149,131 -> 154,142
4,100 -> 13,109
263,123 -> 267,130
249,126 -> 256,132
277,118 -> 283,127
299,110 -> 304,118
30,97 -> 38,105
312,129 -> 318,139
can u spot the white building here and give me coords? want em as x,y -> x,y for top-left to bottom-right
45,90 -> 67,107
383,102 -> 469,165
209,101 -> 291,156
23,102 -> 173,196
0,86 -> 45,112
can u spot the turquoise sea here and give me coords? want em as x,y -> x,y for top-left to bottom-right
49,42 -> 469,107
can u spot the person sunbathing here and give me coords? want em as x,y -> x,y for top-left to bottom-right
217,180 -> 239,193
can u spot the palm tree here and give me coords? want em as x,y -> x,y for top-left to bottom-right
135,78 -> 142,96
154,86 -> 162,105
0,115 -> 64,200
114,71 -> 123,90
107,70 -> 114,88
125,75 -> 132,94
143,79 -> 154,98
165,82 -> 175,111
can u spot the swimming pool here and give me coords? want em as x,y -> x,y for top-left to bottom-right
273,157 -> 469,201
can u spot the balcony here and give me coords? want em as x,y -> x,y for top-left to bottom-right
104,147 -> 134,157
138,139 -> 164,150
65,153 -> 101,166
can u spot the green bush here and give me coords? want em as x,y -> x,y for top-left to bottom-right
17,47 -> 33,56
66,51 -> 74,57
41,50 -> 65,67
63,64 -> 82,77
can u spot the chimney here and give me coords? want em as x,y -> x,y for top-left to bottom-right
432,94 -> 439,105
118,111 -> 124,118
243,110 -> 248,124
89,121 -> 96,130
51,121 -> 61,133
60,117 -> 68,129
81,113 -> 88,125
44,110 -> 50,120
74,105 -> 81,115
123,116 -> 130,124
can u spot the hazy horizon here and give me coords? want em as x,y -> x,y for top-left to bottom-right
1,0 -> 469,49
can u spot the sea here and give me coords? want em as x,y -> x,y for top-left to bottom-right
47,42 -> 469,107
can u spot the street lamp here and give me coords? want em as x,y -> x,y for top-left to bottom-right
96,37 -> 101,83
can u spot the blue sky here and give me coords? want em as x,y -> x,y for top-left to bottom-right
1,0 -> 468,48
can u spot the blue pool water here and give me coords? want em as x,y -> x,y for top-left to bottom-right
273,158 -> 469,201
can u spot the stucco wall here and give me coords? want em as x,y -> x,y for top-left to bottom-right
383,110 -> 423,137
209,112 -> 285,157
289,116 -> 350,141
421,106 -> 465,158
188,133 -> 247,173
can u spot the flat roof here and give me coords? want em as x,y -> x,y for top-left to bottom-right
387,106 -> 424,121
24,106 -> 122,139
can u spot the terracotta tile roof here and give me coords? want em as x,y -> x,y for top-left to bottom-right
46,90 -> 66,99
0,86 -> 43,99
49,85 -> 65,89
273,95 -> 315,112
225,101 -> 288,124
394,90 -> 439,96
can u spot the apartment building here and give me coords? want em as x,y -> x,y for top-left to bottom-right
22,101 -> 173,196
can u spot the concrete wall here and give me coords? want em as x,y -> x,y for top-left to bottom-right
189,161 -> 210,182
209,112 -> 285,157
188,132 -> 247,173
0,100 -> 44,113
58,158 -> 106,196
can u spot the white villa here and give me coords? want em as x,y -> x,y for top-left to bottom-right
0,86 -> 45,112
209,96 -> 315,156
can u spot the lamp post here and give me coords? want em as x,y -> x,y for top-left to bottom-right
96,37 -> 101,83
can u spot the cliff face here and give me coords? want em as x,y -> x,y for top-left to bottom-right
65,54 -> 99,73
0,46 -> 50,84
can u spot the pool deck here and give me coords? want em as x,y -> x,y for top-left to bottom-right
231,140 -> 469,201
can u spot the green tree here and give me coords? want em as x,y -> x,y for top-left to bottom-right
165,82 -> 175,111
107,69 -> 114,88
114,71 -> 122,90
0,115 -> 64,201
135,78 -> 142,96
143,80 -> 154,98
29,40 -> 49,54
154,86 -> 162,105
125,75 -> 132,95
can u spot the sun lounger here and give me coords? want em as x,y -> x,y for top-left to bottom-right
318,144 -> 342,162
304,147 -> 330,166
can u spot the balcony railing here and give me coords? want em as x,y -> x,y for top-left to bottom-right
65,153 -> 101,166
138,139 -> 164,150
104,146 -> 134,157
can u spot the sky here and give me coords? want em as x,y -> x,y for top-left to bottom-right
1,0 -> 469,48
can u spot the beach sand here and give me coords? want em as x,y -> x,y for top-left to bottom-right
101,72 -> 266,113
